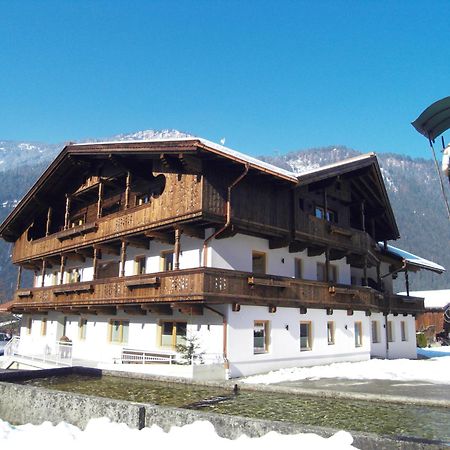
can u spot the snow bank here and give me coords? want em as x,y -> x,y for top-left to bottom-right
242,357 -> 450,385
0,418 -> 357,450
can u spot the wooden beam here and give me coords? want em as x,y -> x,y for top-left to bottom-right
122,306 -> 147,316
94,242 -> 121,255
144,231 -> 175,245
289,241 -> 308,253
64,195 -> 71,230
269,236 -> 290,249
172,303 -> 203,316
307,246 -> 326,257
179,225 -> 204,239
122,235 -> 150,249
88,305 -> 117,315
120,241 -> 127,277
174,228 -> 181,270
141,304 -> 173,315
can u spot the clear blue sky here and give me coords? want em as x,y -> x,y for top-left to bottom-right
1,1 -> 450,158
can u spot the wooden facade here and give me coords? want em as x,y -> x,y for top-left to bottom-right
0,139 -> 424,315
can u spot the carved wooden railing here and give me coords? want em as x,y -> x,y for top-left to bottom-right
295,212 -> 376,256
10,268 -> 423,314
12,173 -> 203,263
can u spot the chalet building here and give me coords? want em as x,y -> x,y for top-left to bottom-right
0,138 -> 444,379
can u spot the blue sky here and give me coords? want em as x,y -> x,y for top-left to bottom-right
1,1 -> 450,158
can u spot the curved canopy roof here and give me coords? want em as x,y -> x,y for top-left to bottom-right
412,96 -> 450,141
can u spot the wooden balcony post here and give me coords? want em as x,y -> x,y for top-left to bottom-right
41,259 -> 47,287
174,228 -> 181,270
125,171 -> 131,209
120,241 -> 127,277
59,255 -> 66,285
362,255 -> 368,286
64,195 -> 71,230
93,247 -> 99,280
360,200 -> 366,232
97,181 -> 104,219
323,188 -> 328,220
46,207 -> 53,236
325,248 -> 330,282
16,265 -> 23,290
376,262 -> 381,290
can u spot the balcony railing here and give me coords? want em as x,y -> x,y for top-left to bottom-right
10,268 -> 424,314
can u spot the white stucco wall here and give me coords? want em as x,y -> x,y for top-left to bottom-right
226,304 -> 371,377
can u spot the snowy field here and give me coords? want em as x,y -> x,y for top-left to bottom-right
242,356 -> 450,384
0,418 -> 358,450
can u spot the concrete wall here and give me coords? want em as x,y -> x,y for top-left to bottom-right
227,305 -> 370,377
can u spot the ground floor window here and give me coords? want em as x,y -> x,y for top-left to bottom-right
300,321 -> 312,351
109,320 -> 129,344
79,318 -> 87,340
387,321 -> 394,342
327,321 -> 335,345
24,317 -> 32,335
160,321 -> 187,348
371,320 -> 380,343
354,321 -> 363,347
253,321 -> 269,354
400,321 -> 407,341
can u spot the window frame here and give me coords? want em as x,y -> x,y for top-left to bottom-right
252,251 -> 267,275
294,258 -> 302,279
160,250 -> 174,271
134,255 -> 147,275
40,318 -> 47,336
79,318 -> 88,340
371,320 -> 380,344
387,321 -> 394,342
400,320 -> 407,342
253,320 -> 270,354
159,320 -> 188,349
327,320 -> 335,345
354,321 -> 363,347
108,319 -> 129,344
300,321 -> 312,351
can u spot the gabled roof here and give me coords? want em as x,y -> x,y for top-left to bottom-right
0,137 -> 399,242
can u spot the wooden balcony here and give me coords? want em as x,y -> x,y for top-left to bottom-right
12,172 -> 203,263
295,212 -> 376,258
9,268 -> 423,314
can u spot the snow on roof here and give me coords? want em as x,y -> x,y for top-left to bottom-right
73,137 -> 299,182
397,290 -> 450,309
382,243 -> 445,274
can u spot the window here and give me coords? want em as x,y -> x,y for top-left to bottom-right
327,321 -> 335,345
300,321 -> 312,351
401,321 -> 407,341
317,263 -> 338,282
134,256 -> 146,275
136,194 -> 150,206
51,271 -> 59,286
41,318 -> 47,336
354,321 -> 363,347
315,206 -> 338,223
161,251 -> 174,271
387,321 -> 394,342
97,261 -> 120,279
79,318 -> 87,340
109,320 -> 129,344
371,321 -> 380,343
252,251 -> 266,274
160,321 -> 187,348
253,321 -> 269,354
294,258 -> 302,279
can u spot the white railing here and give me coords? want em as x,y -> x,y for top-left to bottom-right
3,336 -> 73,367
119,347 -> 224,366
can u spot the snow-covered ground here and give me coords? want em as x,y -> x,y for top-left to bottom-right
0,418 -> 357,450
242,356 -> 450,385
